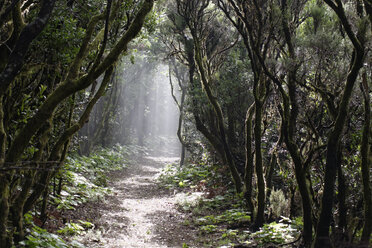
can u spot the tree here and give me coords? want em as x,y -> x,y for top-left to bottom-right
169,57 -> 188,166
0,0 -> 155,245
174,0 -> 243,193
314,0 -> 368,246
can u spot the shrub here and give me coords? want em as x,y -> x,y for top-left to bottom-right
269,189 -> 289,219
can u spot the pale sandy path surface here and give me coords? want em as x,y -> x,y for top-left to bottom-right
78,156 -> 198,248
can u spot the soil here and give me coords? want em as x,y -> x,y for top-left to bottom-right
68,156 -> 200,248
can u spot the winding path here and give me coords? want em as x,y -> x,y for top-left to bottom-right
81,156 -> 197,248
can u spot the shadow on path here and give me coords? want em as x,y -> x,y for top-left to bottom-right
75,155 -> 198,248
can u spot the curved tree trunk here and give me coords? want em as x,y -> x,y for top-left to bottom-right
5,0 -> 154,164
244,103 -> 255,220
0,0 -> 56,96
313,4 -> 366,242
23,67 -> 114,214
169,59 -> 187,166
193,37 -> 242,193
11,118 -> 52,244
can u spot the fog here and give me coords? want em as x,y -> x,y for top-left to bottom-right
79,56 -> 181,157
129,63 -> 181,156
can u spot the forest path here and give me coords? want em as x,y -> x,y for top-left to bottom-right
80,155 -> 197,248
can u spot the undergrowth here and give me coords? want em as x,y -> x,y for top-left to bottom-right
158,155 -> 301,248
50,144 -> 135,211
21,144 -> 143,248
158,152 -> 230,192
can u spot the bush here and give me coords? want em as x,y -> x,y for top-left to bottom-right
269,189 -> 289,219
23,145 -> 135,247
19,225 -> 85,248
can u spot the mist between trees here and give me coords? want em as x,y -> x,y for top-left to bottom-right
0,0 -> 371,247
78,60 -> 180,156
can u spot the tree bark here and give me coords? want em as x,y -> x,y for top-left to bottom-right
169,59 -> 187,166
193,37 -> 242,193
11,118 -> 52,244
313,2 -> 366,242
24,67 -> 114,214
5,0 -> 154,164
0,0 -> 56,96
336,146 -> 347,241
0,97 -> 9,247
253,78 -> 266,229
244,103 -> 255,220
360,73 -> 371,246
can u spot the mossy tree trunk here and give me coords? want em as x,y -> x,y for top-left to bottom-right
314,1 -> 366,246
280,2 -> 314,245
244,103 -> 255,220
11,118 -> 53,244
360,73 -> 371,246
0,0 -> 56,95
252,77 -> 267,229
0,97 -> 9,247
24,66 -> 115,214
192,35 -> 242,193
168,14 -> 228,168
0,0 -> 155,244
169,59 -> 187,166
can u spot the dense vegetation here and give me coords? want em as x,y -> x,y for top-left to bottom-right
0,0 -> 371,247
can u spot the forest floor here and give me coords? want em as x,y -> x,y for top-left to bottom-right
42,150 -> 304,248
71,155 -> 199,248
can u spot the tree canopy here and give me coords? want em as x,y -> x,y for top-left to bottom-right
0,0 -> 371,247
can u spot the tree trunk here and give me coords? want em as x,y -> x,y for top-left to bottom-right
40,186 -> 49,225
336,146 -> 348,241
193,38 -> 242,193
177,89 -> 186,166
169,60 -> 187,166
227,105 -> 237,147
360,73 -> 371,246
265,152 -> 276,200
277,84 -> 313,247
281,4 -> 313,244
244,103 -> 255,220
253,97 -> 265,229
314,43 -> 365,248
0,97 -> 9,247
0,0 -> 56,96
186,40 -> 226,167
0,175 -> 10,247
24,67 -> 114,214
13,120 -> 57,240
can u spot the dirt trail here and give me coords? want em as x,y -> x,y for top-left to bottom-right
80,156 -> 197,248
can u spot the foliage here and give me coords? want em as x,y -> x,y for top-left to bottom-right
0,0 -> 371,246
251,218 -> 301,246
57,221 -> 94,236
157,146 -> 303,247
179,192 -> 301,247
200,224 -> 218,233
19,225 -> 84,248
22,145 -> 137,246
51,144 -> 131,210
269,189 -> 290,219
158,150 -> 228,190
196,208 -> 251,226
